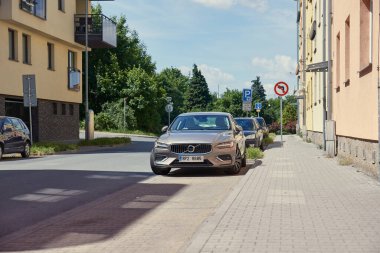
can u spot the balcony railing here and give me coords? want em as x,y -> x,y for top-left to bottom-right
74,14 -> 117,48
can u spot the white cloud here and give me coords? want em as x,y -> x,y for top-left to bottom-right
252,55 -> 296,81
192,0 -> 268,11
193,0 -> 235,9
179,64 -> 235,94
251,55 -> 297,98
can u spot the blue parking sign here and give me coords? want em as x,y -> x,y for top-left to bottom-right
255,103 -> 262,110
242,89 -> 252,102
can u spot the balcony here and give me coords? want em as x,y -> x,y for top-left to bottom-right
74,14 -> 116,48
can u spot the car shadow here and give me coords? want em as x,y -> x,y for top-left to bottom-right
168,159 -> 261,177
0,169 -> 185,252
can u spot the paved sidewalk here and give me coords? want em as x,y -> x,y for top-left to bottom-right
185,135 -> 380,253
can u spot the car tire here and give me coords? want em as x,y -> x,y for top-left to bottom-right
242,149 -> 247,168
151,167 -> 171,175
0,145 -> 3,160
21,142 -> 31,158
150,151 -> 171,175
225,148 -> 242,175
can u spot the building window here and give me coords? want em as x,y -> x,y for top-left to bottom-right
345,16 -> 350,85
53,103 -> 57,115
20,0 -> 46,19
61,104 -> 66,115
22,34 -> 31,64
360,0 -> 372,70
47,43 -> 54,70
68,50 -> 76,69
58,0 -> 65,12
336,33 -> 341,91
8,29 -> 17,61
69,104 -> 74,116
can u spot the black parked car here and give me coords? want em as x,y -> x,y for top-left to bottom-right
235,117 -> 264,149
0,116 -> 31,159
254,117 -> 269,137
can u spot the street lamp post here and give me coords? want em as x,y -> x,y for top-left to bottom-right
85,0 -> 90,140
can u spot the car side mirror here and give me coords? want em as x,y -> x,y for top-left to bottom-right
161,126 -> 169,133
235,125 -> 243,134
2,125 -> 12,133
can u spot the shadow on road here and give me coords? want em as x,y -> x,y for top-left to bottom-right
0,169 -> 185,252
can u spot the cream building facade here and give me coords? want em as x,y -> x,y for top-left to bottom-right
0,0 -> 115,142
297,0 -> 328,146
332,0 -> 379,176
298,0 -> 380,177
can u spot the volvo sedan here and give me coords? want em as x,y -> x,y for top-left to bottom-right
150,112 -> 246,175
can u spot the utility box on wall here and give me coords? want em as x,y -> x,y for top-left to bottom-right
325,120 -> 336,157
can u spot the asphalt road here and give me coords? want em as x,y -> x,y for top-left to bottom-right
0,135 -> 253,252
0,136 -> 156,238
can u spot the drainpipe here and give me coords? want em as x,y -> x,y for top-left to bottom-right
322,0 -> 327,150
327,0 -> 332,121
296,0 -> 300,133
303,0 -> 307,130
377,11 -> 380,181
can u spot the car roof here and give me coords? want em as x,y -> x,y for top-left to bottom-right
179,112 -> 231,117
235,117 -> 253,120
0,116 -> 21,120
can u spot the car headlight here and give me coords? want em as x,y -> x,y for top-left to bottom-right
216,141 -> 234,149
155,141 -> 169,149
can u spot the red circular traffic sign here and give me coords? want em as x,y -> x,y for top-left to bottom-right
274,81 -> 289,97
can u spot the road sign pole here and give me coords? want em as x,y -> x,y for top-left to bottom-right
27,76 -> 33,144
168,111 -> 171,126
280,96 -> 283,146
123,98 -> 126,130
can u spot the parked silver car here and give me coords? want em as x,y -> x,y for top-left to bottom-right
150,112 -> 246,175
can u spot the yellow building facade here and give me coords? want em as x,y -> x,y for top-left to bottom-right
0,0 -> 115,142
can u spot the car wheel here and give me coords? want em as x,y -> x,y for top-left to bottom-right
151,167 -> 171,175
0,145 -> 3,160
225,148 -> 242,175
21,142 -> 31,158
242,148 -> 247,168
150,151 -> 171,175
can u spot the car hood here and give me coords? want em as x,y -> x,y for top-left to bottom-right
158,130 -> 234,144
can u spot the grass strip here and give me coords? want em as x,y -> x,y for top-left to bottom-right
246,147 -> 264,160
79,137 -> 131,147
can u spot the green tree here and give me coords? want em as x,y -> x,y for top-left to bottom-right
283,95 -> 297,125
213,89 -> 244,116
86,4 -> 156,114
121,67 -> 165,132
157,68 -> 189,124
185,64 -> 212,111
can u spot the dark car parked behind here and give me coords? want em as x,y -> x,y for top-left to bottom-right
235,117 -> 264,149
254,117 -> 269,137
0,116 -> 31,160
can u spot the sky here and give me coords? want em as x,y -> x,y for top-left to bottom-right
99,0 -> 297,98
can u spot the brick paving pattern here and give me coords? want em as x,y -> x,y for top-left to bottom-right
185,135 -> 380,253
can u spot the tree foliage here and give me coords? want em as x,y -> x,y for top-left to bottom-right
213,89 -> 244,116
185,65 -> 212,111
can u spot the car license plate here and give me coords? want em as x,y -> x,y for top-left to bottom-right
179,155 -> 204,163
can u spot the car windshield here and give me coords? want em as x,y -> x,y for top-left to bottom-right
235,119 -> 255,131
170,115 -> 231,131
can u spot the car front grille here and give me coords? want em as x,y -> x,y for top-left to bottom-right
170,144 -> 212,154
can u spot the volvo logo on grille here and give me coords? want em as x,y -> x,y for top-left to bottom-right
186,145 -> 196,153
